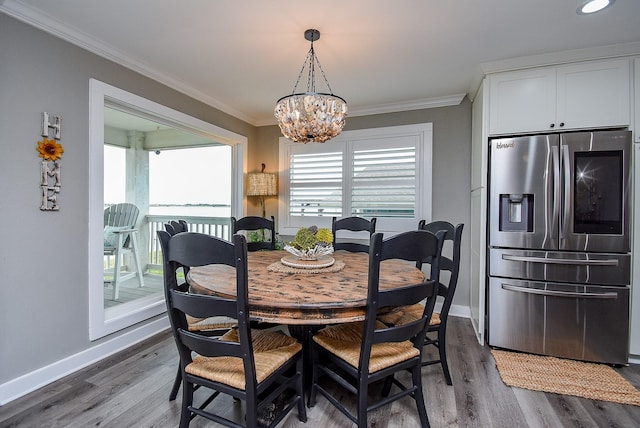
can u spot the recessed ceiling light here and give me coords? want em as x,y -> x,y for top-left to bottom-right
577,0 -> 615,15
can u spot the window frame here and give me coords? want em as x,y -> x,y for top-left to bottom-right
278,123 -> 432,237
89,79 -> 247,341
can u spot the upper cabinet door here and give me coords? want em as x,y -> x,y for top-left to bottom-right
488,59 -> 630,136
488,67 -> 556,136
556,59 -> 630,131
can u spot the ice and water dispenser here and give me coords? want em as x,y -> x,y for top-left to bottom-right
498,194 -> 534,232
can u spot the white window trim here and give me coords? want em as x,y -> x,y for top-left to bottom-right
89,79 -> 247,341
278,123 -> 432,237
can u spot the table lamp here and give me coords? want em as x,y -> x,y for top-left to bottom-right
247,163 -> 278,218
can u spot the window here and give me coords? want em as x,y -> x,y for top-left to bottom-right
89,79 -> 247,340
279,123 -> 432,235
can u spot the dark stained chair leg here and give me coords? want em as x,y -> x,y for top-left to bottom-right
169,367 -> 181,401
438,324 -> 452,385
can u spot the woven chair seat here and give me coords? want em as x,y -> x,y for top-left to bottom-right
312,321 -> 419,374
185,314 -> 237,332
378,303 -> 441,327
185,329 -> 302,390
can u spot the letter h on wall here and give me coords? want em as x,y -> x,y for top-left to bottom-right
42,112 -> 61,140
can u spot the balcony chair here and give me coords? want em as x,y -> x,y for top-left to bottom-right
103,202 -> 144,300
378,220 -> 464,385
231,216 -> 276,251
163,220 -> 238,401
331,216 -> 377,252
157,230 -> 307,428
308,230 -> 444,428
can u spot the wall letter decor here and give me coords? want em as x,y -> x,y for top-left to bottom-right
37,112 -> 64,211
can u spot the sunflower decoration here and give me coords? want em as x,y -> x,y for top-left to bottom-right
37,137 -> 64,161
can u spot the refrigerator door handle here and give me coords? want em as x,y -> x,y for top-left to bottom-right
502,254 -> 619,266
551,146 -> 560,239
560,144 -> 571,241
501,283 -> 618,299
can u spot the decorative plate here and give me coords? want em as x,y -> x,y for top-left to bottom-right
280,255 -> 335,269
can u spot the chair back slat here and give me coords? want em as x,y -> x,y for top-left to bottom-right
178,329 -> 243,359
170,289 -> 238,319
104,203 -> 139,228
168,232 -> 237,267
331,216 -> 376,252
232,216 -> 276,251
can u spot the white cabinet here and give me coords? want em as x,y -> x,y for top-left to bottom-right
489,59 -> 630,136
489,67 -> 556,135
470,80 -> 488,345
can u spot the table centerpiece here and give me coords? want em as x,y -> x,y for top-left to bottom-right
283,226 -> 334,263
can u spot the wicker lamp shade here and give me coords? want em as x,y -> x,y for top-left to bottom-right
247,172 -> 277,197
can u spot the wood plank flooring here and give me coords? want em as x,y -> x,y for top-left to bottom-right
2,317 -> 639,427
103,274 -> 164,308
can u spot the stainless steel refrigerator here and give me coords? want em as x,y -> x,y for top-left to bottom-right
488,130 -> 631,365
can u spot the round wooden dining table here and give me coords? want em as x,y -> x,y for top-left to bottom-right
186,249 -> 426,326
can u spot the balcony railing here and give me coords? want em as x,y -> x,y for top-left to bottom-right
146,215 -> 232,270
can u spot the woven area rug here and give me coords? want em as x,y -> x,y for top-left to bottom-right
491,349 -> 640,406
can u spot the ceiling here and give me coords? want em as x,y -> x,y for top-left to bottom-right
3,0 -> 640,126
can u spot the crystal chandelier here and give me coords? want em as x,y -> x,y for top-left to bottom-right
274,29 -> 347,143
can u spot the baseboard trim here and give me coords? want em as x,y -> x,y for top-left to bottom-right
0,316 -> 169,405
446,303 -> 471,320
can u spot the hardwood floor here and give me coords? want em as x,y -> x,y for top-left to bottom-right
2,317 -> 639,427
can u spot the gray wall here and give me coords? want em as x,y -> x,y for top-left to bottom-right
0,12 -> 472,394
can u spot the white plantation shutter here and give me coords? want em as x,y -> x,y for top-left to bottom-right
289,151 -> 343,216
279,123 -> 432,235
351,146 -> 416,217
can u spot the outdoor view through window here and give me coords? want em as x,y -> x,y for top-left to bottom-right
104,145 -> 232,216
103,107 -> 232,314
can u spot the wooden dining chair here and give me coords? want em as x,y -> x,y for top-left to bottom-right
231,216 -> 276,251
331,216 -> 377,252
162,220 -> 238,401
103,202 -> 145,300
308,230 -> 444,428
378,220 -> 464,385
157,230 -> 307,428
164,219 -> 188,235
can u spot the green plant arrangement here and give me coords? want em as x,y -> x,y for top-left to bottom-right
284,226 -> 334,260
247,230 -> 286,250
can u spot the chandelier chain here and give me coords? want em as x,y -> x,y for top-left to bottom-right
289,39 -> 334,95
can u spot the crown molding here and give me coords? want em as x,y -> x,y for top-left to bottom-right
347,94 -> 467,118
0,0 -> 258,125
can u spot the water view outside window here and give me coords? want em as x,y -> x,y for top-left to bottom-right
104,145 -> 232,217
149,146 -> 232,217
